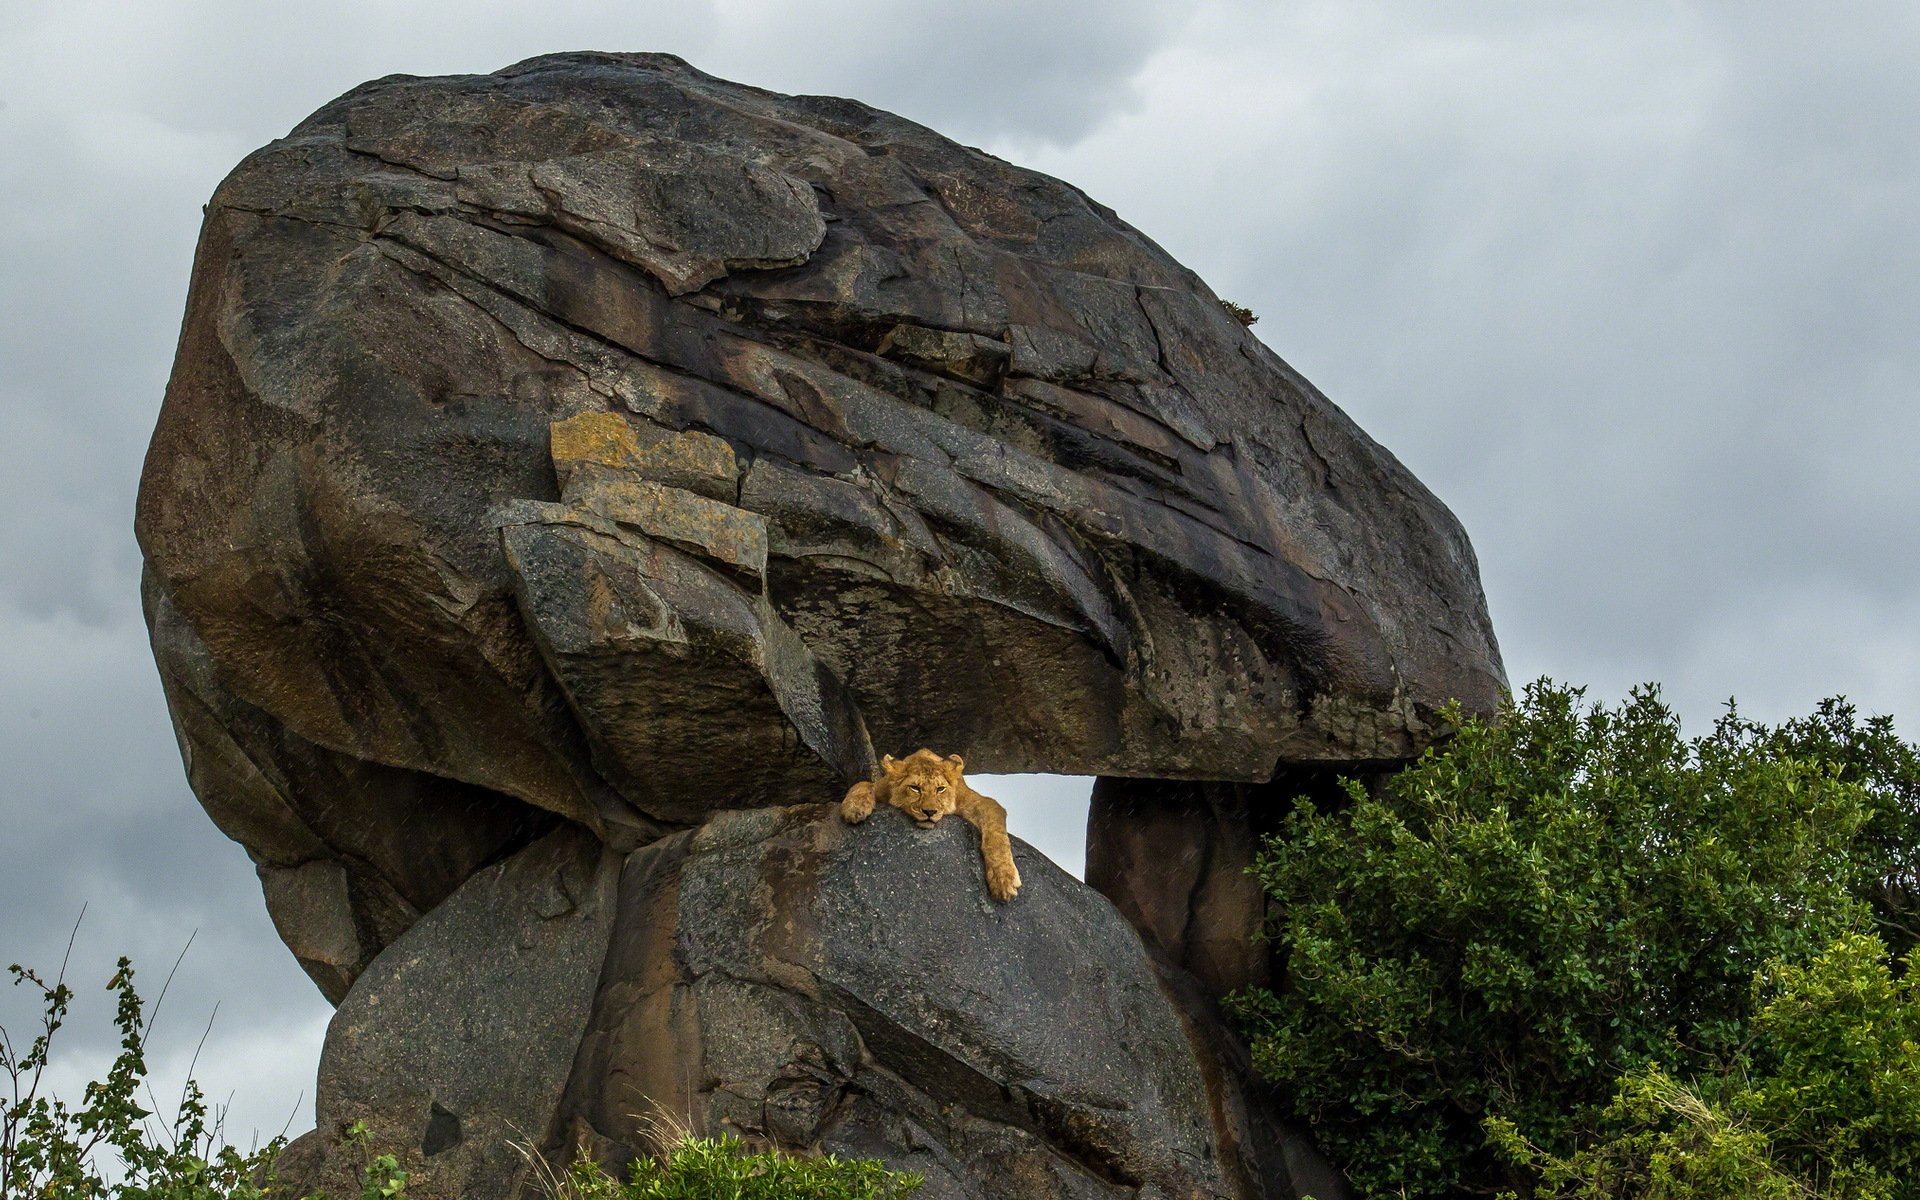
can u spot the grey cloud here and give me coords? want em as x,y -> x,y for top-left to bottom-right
9,0 -> 1175,158
709,0 -> 1186,146
6,1 -> 721,142
0,109 -> 229,625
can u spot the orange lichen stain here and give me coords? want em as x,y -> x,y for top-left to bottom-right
631,428 -> 737,498
549,411 -> 739,500
549,412 -> 642,486
573,473 -> 768,576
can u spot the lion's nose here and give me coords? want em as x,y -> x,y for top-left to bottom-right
916,808 -> 942,821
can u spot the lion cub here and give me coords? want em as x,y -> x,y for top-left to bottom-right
840,750 -> 1021,902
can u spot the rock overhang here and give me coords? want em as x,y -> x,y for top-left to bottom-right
137,50 -> 1504,997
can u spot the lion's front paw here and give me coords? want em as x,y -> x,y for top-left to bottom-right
986,855 -> 1022,902
840,782 -> 876,824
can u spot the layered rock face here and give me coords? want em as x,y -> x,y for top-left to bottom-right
138,52 -> 1503,1200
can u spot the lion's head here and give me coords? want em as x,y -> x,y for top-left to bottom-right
881,749 -> 966,827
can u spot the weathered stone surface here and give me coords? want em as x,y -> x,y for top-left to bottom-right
1084,767 -> 1385,1007
144,572 -> 561,1003
137,51 -> 1507,1200
274,804 -> 1353,1200
550,410 -> 741,501
276,826 -> 620,1199
1085,778 -> 1276,1000
541,804 -> 1336,1200
495,504 -> 868,819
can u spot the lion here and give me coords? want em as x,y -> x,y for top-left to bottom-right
840,749 -> 1022,902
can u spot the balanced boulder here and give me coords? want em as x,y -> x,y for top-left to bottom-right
138,52 -> 1504,1200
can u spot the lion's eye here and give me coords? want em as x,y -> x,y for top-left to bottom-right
908,784 -> 921,793
936,784 -> 949,792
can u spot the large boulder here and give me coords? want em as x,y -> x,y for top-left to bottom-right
138,51 -> 1505,1200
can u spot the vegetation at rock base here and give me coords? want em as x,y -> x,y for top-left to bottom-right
1232,680 -> 1920,1199
1,949 -> 920,1200
524,1134 -> 920,1200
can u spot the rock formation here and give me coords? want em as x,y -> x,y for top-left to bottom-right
138,52 -> 1504,1200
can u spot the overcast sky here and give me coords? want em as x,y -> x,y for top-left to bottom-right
3,0 -> 1916,1153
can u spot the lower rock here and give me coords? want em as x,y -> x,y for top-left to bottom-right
275,826 -> 619,1198
552,805 -> 1317,1200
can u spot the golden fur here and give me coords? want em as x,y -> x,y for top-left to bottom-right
840,749 -> 1021,901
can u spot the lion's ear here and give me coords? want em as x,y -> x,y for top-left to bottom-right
946,753 -> 965,771
880,754 -> 898,774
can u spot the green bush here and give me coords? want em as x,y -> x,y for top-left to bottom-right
1765,699 -> 1920,958
1230,681 -> 1919,1198
2,950 -> 292,1199
1497,931 -> 1920,1198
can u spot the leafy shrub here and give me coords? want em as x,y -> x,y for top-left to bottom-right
1766,699 -> 1920,958
1,948 -> 290,1200
1231,681 -> 1918,1198
1496,932 -> 1920,1198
